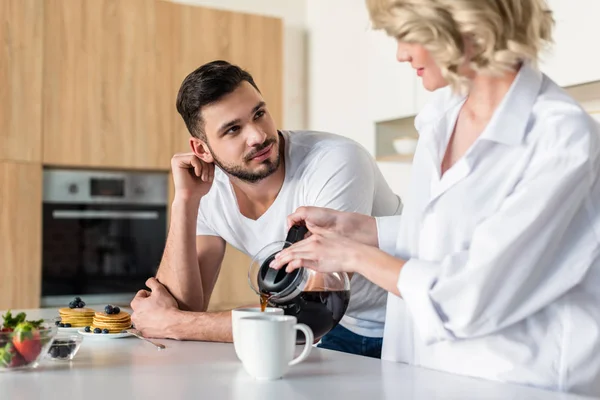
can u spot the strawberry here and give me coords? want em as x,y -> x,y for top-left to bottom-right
0,343 -> 27,368
12,322 -> 42,363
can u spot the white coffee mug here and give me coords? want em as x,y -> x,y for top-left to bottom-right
237,315 -> 313,380
231,307 -> 284,361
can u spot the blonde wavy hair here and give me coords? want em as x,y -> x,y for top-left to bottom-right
366,0 -> 554,93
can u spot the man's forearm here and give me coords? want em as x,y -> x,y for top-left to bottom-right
165,310 -> 233,342
156,199 -> 205,311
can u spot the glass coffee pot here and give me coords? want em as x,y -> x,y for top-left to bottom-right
248,225 -> 351,344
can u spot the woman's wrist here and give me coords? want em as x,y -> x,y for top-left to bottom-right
341,213 -> 378,247
346,241 -> 376,274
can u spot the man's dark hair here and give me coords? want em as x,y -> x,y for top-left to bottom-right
175,60 -> 261,140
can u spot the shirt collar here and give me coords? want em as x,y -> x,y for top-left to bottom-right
479,63 -> 543,146
414,62 -> 544,147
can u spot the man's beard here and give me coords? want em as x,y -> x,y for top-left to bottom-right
209,138 -> 280,183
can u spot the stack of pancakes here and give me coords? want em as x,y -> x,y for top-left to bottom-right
91,311 -> 132,333
58,307 -> 95,327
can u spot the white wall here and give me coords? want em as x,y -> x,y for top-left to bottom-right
167,0 -> 308,130
305,0 -> 374,153
305,0 -> 412,198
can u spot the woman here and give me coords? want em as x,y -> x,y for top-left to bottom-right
270,0 -> 600,396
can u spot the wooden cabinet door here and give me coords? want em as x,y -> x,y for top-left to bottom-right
0,162 -> 42,309
42,0 -> 172,170
167,4 -> 283,155
0,0 -> 44,163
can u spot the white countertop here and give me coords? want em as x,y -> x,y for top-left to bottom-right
0,308 -> 595,400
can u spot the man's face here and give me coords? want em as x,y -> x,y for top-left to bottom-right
200,81 -> 280,183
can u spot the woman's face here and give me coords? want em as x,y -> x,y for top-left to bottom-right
396,41 -> 447,91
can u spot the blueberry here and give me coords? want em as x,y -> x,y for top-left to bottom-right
74,297 -> 81,302
93,328 -> 101,334
55,320 -> 60,326
59,346 -> 71,358
113,306 -> 120,314
64,323 -> 71,328
102,329 -> 109,334
78,301 -> 85,308
104,305 -> 114,315
84,326 -> 91,333
68,301 -> 76,309
59,323 -> 65,328
49,346 -> 60,358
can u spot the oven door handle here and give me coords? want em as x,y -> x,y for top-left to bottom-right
52,210 -> 160,220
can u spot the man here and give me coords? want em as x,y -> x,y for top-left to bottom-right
130,60 -> 402,358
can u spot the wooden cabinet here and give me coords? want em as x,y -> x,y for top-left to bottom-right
0,0 -> 284,310
0,0 -> 44,163
42,0 -> 172,170
167,2 -> 284,154
540,0 -> 600,87
0,162 -> 42,309
0,0 -> 44,309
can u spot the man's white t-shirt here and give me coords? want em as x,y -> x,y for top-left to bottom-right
196,130 -> 403,337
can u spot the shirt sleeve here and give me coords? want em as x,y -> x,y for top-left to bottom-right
376,215 -> 402,255
196,204 -> 219,237
399,117 -> 599,344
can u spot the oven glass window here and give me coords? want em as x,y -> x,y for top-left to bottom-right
42,203 -> 166,297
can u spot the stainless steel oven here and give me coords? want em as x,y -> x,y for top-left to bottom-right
41,168 -> 168,307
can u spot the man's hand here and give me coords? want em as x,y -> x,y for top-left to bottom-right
171,152 -> 214,202
130,278 -> 180,339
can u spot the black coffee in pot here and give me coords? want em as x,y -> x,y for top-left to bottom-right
279,290 -> 350,344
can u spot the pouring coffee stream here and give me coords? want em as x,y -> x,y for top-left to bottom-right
259,293 -> 270,313
250,225 -> 351,344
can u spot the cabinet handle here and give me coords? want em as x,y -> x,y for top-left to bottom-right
52,210 -> 159,220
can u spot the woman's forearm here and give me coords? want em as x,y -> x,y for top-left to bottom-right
352,245 -> 406,296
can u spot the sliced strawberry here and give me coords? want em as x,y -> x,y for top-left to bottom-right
0,343 -> 27,368
12,322 -> 42,363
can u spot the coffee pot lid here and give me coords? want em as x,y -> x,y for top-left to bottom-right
257,225 -> 308,295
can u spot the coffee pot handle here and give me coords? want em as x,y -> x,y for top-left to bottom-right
283,225 -> 309,248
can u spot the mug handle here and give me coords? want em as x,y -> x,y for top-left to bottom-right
289,323 -> 314,366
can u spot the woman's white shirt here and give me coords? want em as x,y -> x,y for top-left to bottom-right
376,63 -> 600,396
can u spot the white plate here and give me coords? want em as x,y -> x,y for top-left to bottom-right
77,329 -> 133,339
58,326 -> 84,333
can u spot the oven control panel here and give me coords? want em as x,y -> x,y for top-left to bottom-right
43,168 -> 168,205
